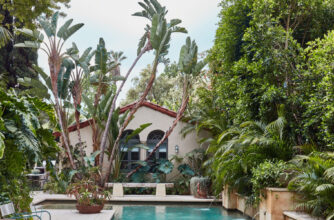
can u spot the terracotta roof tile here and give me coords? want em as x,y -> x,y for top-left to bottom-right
53,101 -> 177,137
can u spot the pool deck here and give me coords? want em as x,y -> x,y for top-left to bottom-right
43,209 -> 115,220
31,191 -> 221,205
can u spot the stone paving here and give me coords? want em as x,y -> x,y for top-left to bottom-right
41,209 -> 114,220
31,191 -> 221,205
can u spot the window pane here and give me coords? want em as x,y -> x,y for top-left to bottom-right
121,152 -> 128,160
159,152 -> 167,159
131,151 -> 139,160
160,145 -> 167,152
131,147 -> 139,152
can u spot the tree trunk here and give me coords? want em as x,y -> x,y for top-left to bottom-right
98,40 -> 152,174
54,96 -> 77,169
100,55 -> 158,186
49,52 -> 76,170
126,79 -> 189,178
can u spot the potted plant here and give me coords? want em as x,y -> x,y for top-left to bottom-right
67,167 -> 110,214
190,176 -> 210,199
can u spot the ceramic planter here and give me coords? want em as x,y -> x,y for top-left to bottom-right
76,204 -> 104,214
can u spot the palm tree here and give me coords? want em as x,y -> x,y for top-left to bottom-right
204,109 -> 293,194
15,12 -> 84,170
289,152 -> 334,219
109,51 -> 126,77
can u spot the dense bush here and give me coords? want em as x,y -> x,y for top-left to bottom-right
288,152 -> 334,219
0,89 -> 57,211
185,1 -> 334,217
251,160 -> 292,204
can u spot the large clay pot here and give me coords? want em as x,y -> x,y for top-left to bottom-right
190,177 -> 210,199
76,204 -> 104,214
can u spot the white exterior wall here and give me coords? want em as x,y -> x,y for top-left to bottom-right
68,106 -> 208,180
69,125 -> 94,156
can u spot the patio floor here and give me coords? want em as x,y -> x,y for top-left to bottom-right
31,191 -> 221,205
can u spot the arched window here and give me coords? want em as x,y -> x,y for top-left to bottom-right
120,130 -> 140,170
146,130 -> 167,160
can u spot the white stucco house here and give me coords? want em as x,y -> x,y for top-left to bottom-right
59,101 -> 208,177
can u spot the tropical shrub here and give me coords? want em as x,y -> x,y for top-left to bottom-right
251,160 -> 292,204
205,113 -> 293,196
0,88 -> 58,211
288,152 -> 334,219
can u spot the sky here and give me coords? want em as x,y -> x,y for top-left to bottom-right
38,0 -> 221,103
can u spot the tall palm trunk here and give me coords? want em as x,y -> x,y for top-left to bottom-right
98,40 -> 152,176
49,52 -> 76,170
101,55 -> 158,185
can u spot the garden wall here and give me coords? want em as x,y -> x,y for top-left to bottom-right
222,186 -> 299,220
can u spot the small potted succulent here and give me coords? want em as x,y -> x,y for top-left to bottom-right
67,166 -> 110,214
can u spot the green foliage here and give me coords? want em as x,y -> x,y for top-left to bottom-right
121,64 -> 185,108
288,152 -> 334,218
204,115 -> 293,196
67,167 -> 110,206
0,88 -> 58,211
184,1 -> 334,212
0,26 -> 12,48
177,164 -> 195,177
251,160 -> 292,204
178,37 -> 206,76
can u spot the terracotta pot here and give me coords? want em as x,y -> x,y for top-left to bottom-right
195,183 -> 208,199
76,204 -> 104,214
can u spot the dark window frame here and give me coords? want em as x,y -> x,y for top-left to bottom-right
146,130 -> 168,160
120,130 -> 140,171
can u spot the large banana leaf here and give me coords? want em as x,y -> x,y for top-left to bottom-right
124,123 -> 152,143
59,23 -> 84,41
95,38 -> 108,74
57,58 -> 74,99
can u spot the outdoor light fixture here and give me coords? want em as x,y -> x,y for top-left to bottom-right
175,145 -> 179,154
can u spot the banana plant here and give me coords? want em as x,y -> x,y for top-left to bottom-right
14,12 -> 84,170
67,43 -> 95,147
127,37 -> 206,178
100,0 -> 188,185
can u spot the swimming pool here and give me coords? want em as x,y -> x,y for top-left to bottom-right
112,204 -> 247,220
40,202 -> 248,220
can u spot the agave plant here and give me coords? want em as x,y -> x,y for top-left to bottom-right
14,12 -> 84,169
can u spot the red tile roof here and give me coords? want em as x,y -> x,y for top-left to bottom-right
53,101 -> 177,137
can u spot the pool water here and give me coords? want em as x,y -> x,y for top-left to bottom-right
40,203 -> 248,220
112,205 -> 246,220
